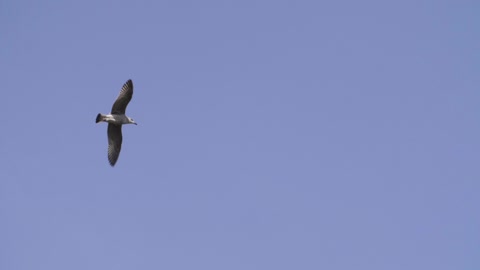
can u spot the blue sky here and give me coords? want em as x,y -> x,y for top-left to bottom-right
1,0 -> 478,269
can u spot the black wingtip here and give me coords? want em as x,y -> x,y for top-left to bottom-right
108,155 -> 118,167
126,79 -> 133,88
96,113 -> 102,123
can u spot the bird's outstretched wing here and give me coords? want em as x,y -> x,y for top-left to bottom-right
111,79 -> 133,114
107,124 -> 123,166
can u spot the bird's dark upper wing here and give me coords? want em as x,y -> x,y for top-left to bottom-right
107,124 -> 123,166
111,79 -> 133,114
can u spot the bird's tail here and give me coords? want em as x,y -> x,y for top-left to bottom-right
96,113 -> 104,123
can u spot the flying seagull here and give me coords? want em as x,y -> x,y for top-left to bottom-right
96,79 -> 137,166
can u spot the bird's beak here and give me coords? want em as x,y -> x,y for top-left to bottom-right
134,122 -> 138,125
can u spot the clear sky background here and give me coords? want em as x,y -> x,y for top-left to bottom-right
1,1 -> 478,269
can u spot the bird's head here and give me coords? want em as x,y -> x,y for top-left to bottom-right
128,117 -> 137,125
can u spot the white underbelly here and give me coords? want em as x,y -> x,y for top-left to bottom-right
105,114 -> 128,124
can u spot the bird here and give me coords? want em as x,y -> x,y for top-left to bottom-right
96,79 -> 137,166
